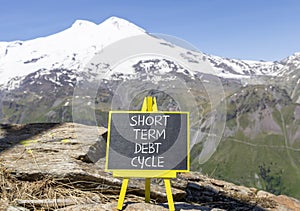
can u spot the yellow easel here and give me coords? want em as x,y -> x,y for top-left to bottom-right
115,96 -> 176,211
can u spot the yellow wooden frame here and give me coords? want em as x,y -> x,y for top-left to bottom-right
105,96 -> 190,211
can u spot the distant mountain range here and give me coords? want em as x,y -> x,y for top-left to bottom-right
0,16 -> 300,199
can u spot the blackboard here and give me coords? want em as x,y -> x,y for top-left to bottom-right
105,111 -> 189,172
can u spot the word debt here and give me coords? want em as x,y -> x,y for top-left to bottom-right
131,156 -> 164,169
134,142 -> 162,154
130,114 -> 170,126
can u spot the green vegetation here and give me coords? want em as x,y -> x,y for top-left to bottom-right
258,163 -> 286,195
191,84 -> 300,199
197,138 -> 300,198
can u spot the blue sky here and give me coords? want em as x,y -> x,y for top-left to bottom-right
0,0 -> 300,61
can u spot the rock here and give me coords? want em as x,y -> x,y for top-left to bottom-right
57,203 -> 118,211
250,187 -> 258,193
57,202 -> 211,211
0,200 -> 10,211
0,123 -> 109,181
271,195 -> 300,211
6,206 -> 29,211
1,123 -> 300,211
257,190 -> 275,198
186,182 -> 202,190
77,135 -> 107,163
15,199 -> 78,209
210,180 -> 225,188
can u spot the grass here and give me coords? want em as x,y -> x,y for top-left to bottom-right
193,83 -> 300,199
198,136 -> 300,199
0,163 -> 109,210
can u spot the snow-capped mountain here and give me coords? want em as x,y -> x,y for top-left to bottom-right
0,17 -> 145,87
205,55 -> 284,77
1,16 -> 299,91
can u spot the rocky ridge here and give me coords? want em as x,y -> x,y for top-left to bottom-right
1,123 -> 300,211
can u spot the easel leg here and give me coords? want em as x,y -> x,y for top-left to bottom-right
117,178 -> 129,210
145,178 -> 151,202
164,179 -> 175,211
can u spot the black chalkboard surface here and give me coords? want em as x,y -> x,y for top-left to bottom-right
105,111 -> 189,172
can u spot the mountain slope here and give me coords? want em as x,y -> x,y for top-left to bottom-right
195,85 -> 300,198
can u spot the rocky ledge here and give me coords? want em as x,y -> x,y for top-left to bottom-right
0,123 -> 300,210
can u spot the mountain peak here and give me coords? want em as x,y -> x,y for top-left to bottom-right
293,52 -> 300,57
71,19 -> 97,29
104,16 -> 126,22
99,16 -> 145,32
102,16 -> 132,25
281,52 -> 300,64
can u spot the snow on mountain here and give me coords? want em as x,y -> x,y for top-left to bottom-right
203,54 -> 286,78
0,17 -> 145,86
280,52 -> 300,73
0,16 -> 299,91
